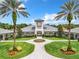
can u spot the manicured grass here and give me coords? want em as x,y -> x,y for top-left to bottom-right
44,37 -> 67,40
0,42 -> 34,59
45,41 -> 79,59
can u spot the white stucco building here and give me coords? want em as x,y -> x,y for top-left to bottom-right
21,19 -> 79,39
22,19 -> 58,37
1,19 -> 79,40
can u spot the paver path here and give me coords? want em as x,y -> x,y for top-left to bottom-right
20,39 -> 62,59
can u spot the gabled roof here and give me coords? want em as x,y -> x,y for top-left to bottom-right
0,28 -> 13,34
71,27 -> 79,33
22,25 -> 35,32
64,27 -> 79,33
44,25 -> 58,32
22,24 -> 58,32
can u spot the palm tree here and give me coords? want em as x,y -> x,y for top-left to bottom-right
0,0 -> 29,50
55,0 -> 79,51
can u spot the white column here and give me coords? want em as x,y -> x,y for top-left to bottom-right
3,34 -> 6,41
74,33 -> 76,39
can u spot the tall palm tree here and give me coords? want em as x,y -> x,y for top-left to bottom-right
55,0 -> 79,51
0,0 -> 29,50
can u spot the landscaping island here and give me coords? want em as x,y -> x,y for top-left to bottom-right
45,41 -> 79,59
0,42 -> 34,59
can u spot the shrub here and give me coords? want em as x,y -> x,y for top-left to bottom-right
8,46 -> 22,52
16,46 -> 22,52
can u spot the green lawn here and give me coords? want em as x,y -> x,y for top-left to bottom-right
0,42 -> 34,59
44,37 -> 67,40
45,41 -> 79,59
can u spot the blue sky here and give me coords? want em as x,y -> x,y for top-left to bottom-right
0,0 -> 79,25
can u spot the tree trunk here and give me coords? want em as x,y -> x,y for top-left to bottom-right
13,23 -> 16,50
12,11 -> 17,51
67,22 -> 72,51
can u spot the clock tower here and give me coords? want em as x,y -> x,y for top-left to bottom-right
35,19 -> 44,38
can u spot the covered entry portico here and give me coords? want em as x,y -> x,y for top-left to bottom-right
0,28 -> 13,41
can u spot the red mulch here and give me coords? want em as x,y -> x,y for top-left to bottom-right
60,49 -> 76,55
8,51 -> 17,56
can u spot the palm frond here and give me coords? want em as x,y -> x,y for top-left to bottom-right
0,0 -> 29,19
72,4 -> 79,11
64,2 -> 70,10
56,0 -> 79,22
58,10 -> 65,14
61,5 -> 68,11
16,1 -> 22,8
1,12 -> 10,18
74,10 -> 79,15
55,13 -> 66,20
19,11 -> 29,17
18,7 -> 26,11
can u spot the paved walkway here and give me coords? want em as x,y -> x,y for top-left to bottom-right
20,39 -> 62,59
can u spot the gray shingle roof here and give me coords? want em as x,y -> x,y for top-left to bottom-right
44,25 -> 58,32
64,27 -> 79,34
0,28 -> 13,34
71,27 -> 79,33
22,25 -> 35,32
22,25 -> 58,32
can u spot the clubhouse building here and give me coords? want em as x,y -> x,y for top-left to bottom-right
0,19 -> 79,40
22,20 -> 58,37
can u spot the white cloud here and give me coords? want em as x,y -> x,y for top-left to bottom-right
43,13 -> 57,21
0,0 -> 4,3
72,19 -> 79,24
43,13 -> 57,24
43,13 -> 68,25
18,4 -> 25,8
18,0 -> 28,9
